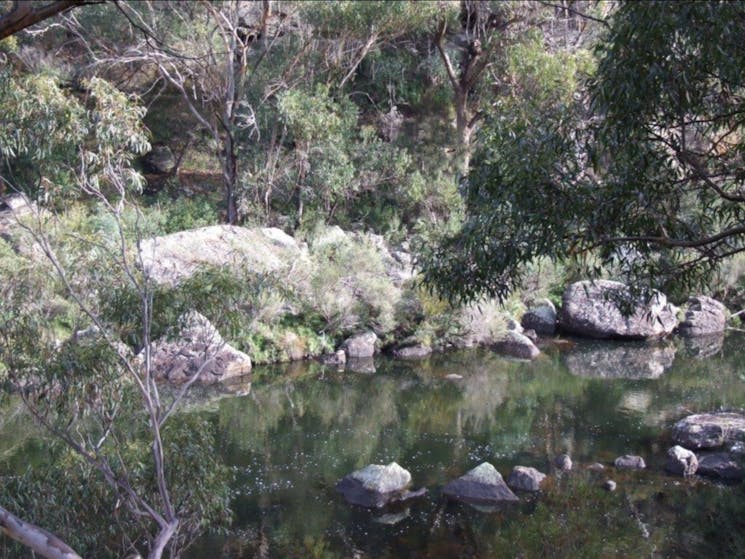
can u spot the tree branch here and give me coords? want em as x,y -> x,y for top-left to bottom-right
0,504 -> 82,559
0,0 -> 95,40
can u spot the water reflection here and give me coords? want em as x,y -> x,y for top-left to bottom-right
5,334 -> 745,558
563,339 -> 676,379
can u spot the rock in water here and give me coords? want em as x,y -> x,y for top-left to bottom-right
342,332 -> 377,358
559,280 -> 677,339
336,462 -> 425,508
614,455 -> 646,470
677,295 -> 727,336
443,463 -> 519,505
507,466 -> 546,492
493,331 -> 540,360
665,446 -> 698,476
672,412 -> 745,449
144,311 -> 251,384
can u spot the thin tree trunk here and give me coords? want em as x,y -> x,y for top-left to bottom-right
0,505 -> 82,559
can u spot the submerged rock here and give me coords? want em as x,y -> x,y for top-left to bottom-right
672,412 -> 745,449
336,462 -> 425,508
507,466 -> 546,492
493,331 -> 540,360
443,462 -> 519,505
614,455 -> 646,470
563,340 -> 675,379
665,446 -> 698,477
677,295 -> 727,336
144,311 -> 251,384
696,453 -> 745,481
559,280 -> 678,339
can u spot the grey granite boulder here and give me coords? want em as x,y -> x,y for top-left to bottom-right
677,296 -> 727,336
443,463 -> 519,505
697,453 -> 745,481
507,466 -> 546,492
336,462 -> 425,508
493,331 -> 540,360
614,455 -> 646,470
672,412 -> 745,449
665,445 -> 698,476
144,311 -> 251,384
342,332 -> 377,358
559,280 -> 678,339
521,300 -> 557,336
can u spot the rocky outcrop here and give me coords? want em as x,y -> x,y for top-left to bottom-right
139,225 -> 306,286
342,332 -> 377,358
336,462 -> 425,508
559,280 -> 678,339
677,296 -> 727,336
696,453 -> 745,481
507,466 -> 546,492
672,412 -> 745,449
614,455 -> 646,470
143,311 -> 251,384
443,463 -> 519,505
521,300 -> 557,336
564,340 -> 676,379
493,331 -> 540,360
141,144 -> 176,175
665,446 -> 698,476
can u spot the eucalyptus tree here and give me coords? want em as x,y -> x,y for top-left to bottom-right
422,0 -> 745,303
0,68 -> 229,558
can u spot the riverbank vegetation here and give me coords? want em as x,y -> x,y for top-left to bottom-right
2,1 -> 745,557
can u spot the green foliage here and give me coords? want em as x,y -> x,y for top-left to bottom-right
424,1 -> 745,303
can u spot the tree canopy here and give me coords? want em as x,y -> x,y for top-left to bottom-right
421,0 -> 745,302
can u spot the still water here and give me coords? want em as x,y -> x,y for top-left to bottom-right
185,333 -> 745,558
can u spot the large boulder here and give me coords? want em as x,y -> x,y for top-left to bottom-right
443,462 -> 519,505
559,280 -> 678,339
677,295 -> 727,336
139,225 -> 306,286
143,311 -> 252,385
696,453 -> 745,481
141,144 -> 176,175
672,412 -> 745,449
521,300 -> 557,336
563,340 -> 676,379
507,466 -> 546,492
665,445 -> 698,476
336,462 -> 425,508
341,332 -> 377,359
493,331 -> 540,360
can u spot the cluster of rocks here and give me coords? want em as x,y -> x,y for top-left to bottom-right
337,450 -> 679,515
336,461 -> 546,511
665,412 -> 745,481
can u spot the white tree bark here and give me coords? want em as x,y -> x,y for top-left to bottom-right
0,505 -> 82,559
